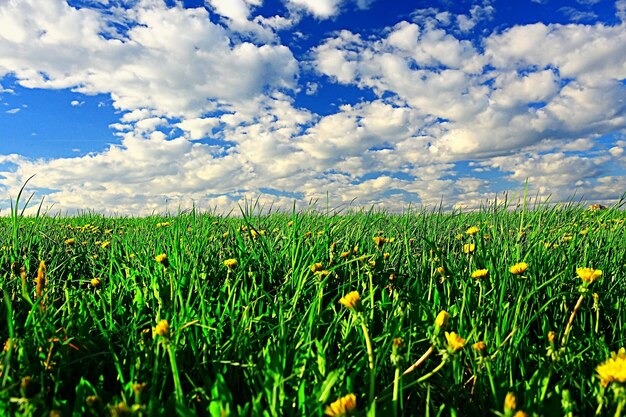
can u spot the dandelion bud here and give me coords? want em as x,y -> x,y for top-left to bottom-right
504,392 -> 516,412
434,310 -> 450,330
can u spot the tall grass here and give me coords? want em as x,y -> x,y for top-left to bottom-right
0,197 -> 625,416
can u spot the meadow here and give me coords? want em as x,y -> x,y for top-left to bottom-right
0,195 -> 625,417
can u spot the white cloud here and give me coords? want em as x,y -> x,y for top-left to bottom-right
285,0 -> 373,19
0,2 -> 625,215
617,0 -> 626,21
5,107 -> 20,114
70,100 -> 84,106
0,0 -> 298,118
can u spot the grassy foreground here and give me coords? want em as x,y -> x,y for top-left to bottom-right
1,198 -> 625,417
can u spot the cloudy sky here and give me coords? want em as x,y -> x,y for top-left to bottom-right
0,0 -> 625,215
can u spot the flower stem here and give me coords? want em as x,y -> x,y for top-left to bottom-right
359,319 -> 376,407
416,355 -> 448,383
392,367 -> 401,417
562,294 -> 585,347
403,345 -> 434,376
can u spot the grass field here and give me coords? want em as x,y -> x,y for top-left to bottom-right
1,195 -> 625,417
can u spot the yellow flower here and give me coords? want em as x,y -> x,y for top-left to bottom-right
445,332 -> 466,352
64,238 -> 75,245
155,253 -> 169,268
504,392 -> 516,411
436,266 -> 446,275
513,411 -> 529,417
463,243 -> 475,254
101,240 -> 110,249
310,262 -> 323,273
339,291 -> 362,312
576,267 -> 602,284
509,262 -> 528,275
435,310 -> 450,330
90,277 -> 101,287
472,341 -> 487,355
340,251 -> 351,258
315,270 -> 330,278
153,319 -> 170,340
373,236 -> 388,247
465,226 -> 479,236
324,393 -> 357,416
223,258 -> 237,269
596,347 -> 626,387
383,252 -> 390,260
471,269 -> 489,279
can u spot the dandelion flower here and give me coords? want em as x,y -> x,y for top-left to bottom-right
471,269 -> 489,279
435,310 -> 450,330
340,251 -> 351,258
472,341 -> 487,356
153,319 -> 170,340
445,331 -> 466,352
576,267 -> 602,284
596,347 -> 626,387
64,238 -> 75,245
513,411 -> 529,417
462,243 -> 475,254
436,266 -> 446,275
310,262 -> 323,273
373,236 -> 388,247
91,278 -> 101,287
465,226 -> 479,236
324,393 -> 357,416
223,258 -> 237,269
509,262 -> 528,275
339,291 -> 362,312
155,253 -> 169,268
504,392 -> 517,412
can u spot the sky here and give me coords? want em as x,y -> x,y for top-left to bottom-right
0,0 -> 625,215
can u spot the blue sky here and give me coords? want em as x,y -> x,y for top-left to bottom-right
0,0 -> 625,215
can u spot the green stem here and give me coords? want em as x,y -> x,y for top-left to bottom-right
416,356 -> 448,383
615,394 -> 626,417
484,359 -> 498,405
562,294 -> 585,347
167,344 -> 184,404
393,367 -> 401,417
359,318 -> 375,408
403,345 -> 434,376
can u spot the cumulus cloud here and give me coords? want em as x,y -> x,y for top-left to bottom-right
286,0 -> 374,19
0,0 -> 298,118
0,1 -> 625,215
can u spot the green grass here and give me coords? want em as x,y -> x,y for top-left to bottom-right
0,197 -> 625,417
